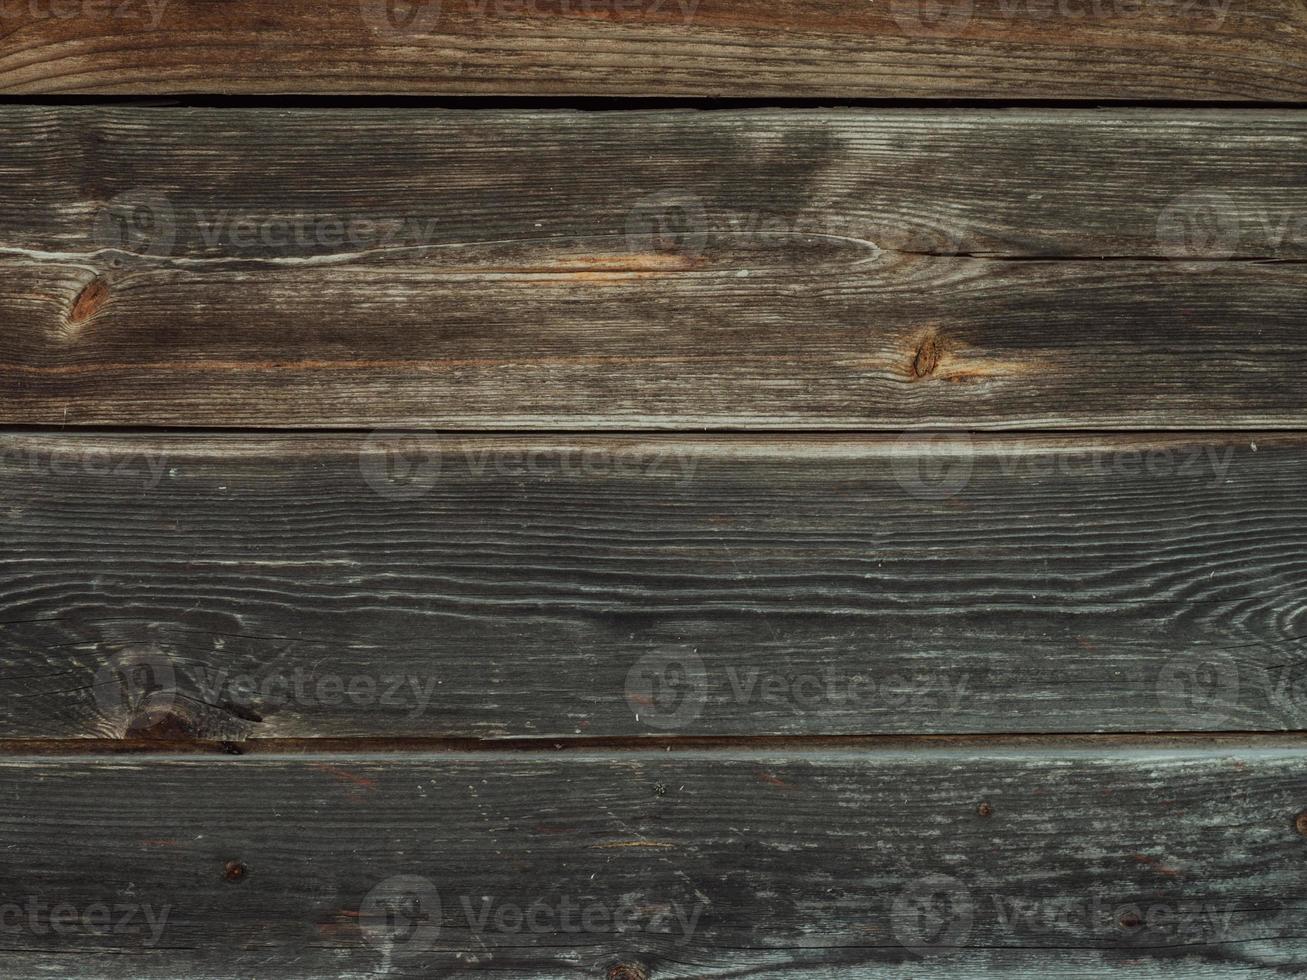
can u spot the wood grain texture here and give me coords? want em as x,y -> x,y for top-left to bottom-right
12,254 -> 1307,428
0,744 -> 1303,977
3,107 -> 1307,427
0,0 -> 1302,98
4,431 -> 1306,740
15,108 -> 1307,262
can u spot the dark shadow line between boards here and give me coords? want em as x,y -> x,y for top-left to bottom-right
2,95 -> 1307,111
1,731 -> 1306,758
0,426 -> 1302,437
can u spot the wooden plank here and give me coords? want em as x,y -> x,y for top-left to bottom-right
4,108 -> 1306,428
10,255 -> 1307,428
0,743 -> 1302,976
9,108 -> 1303,261
5,431 -> 1307,740
0,0 -> 1302,99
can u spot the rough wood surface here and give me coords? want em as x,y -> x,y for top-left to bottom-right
0,0 -> 1302,99
0,744 -> 1303,977
9,108 -> 1307,262
4,431 -> 1305,740
11,255 -> 1307,428
4,108 -> 1306,428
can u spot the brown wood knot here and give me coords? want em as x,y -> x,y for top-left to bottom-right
224,860 -> 249,883
1118,911 -> 1143,930
909,333 -> 942,379
69,277 -> 111,325
607,962 -> 649,980
977,801 -> 994,819
1295,810 -> 1307,837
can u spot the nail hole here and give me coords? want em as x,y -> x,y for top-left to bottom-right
224,860 -> 248,883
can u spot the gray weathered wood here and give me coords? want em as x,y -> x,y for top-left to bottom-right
6,108 -> 1307,260
0,0 -> 1302,99
0,743 -> 1303,977
4,432 -> 1305,739
5,108 -> 1307,427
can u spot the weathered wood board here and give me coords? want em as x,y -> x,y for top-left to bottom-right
3,108 -> 1306,427
8,108 -> 1307,261
0,744 -> 1302,977
10,255 -> 1307,428
4,431 -> 1304,739
0,0 -> 1302,99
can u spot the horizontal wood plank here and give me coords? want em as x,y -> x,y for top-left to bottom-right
13,108 -> 1307,262
0,744 -> 1303,976
0,0 -> 1303,99
4,432 -> 1307,739
4,108 -> 1307,428
9,256 -> 1307,428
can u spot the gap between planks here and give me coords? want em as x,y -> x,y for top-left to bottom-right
1,732 -> 1306,758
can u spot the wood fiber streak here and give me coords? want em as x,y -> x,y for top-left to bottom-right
3,433 -> 1305,739
0,748 -> 1302,976
0,0 -> 1302,98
